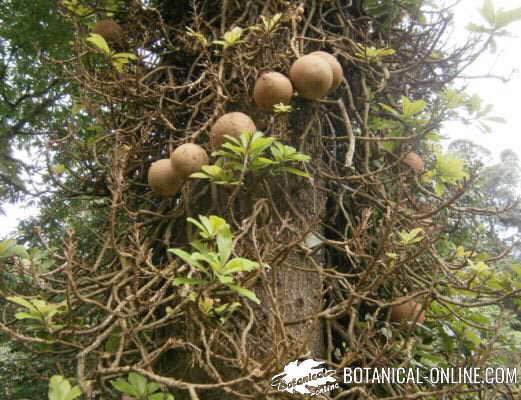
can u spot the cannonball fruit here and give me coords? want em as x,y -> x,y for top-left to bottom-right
289,54 -> 333,100
92,19 -> 123,43
390,297 -> 425,324
253,72 -> 294,111
309,51 -> 343,91
403,152 -> 425,174
170,143 -> 209,177
210,112 -> 256,148
148,159 -> 183,197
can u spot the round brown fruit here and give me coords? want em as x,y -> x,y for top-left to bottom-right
210,112 -> 256,148
390,296 -> 425,324
309,51 -> 343,91
403,151 -> 425,174
289,54 -> 333,100
148,159 -> 183,197
253,72 -> 294,111
92,19 -> 123,43
170,143 -> 209,177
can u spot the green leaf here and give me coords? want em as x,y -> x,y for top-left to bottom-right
273,103 -> 292,113
223,258 -> 259,274
0,239 -> 15,257
49,376 -> 82,400
186,217 -> 207,234
213,27 -> 243,49
479,0 -> 495,24
227,284 -> 260,304
249,136 -> 274,157
146,382 -> 161,394
398,228 -> 424,245
436,155 -> 469,184
86,33 -> 110,55
65,386 -> 82,400
216,228 -> 233,265
168,248 -> 208,274
111,378 -> 139,396
401,96 -> 427,117
434,181 -> 446,196
15,311 -> 43,321
172,277 -> 208,286
7,296 -> 39,313
112,59 -> 125,72
189,172 -> 211,179
220,142 -> 244,155
495,7 -> 521,28
207,215 -> 228,236
290,153 -> 311,162
128,373 -> 148,396
464,329 -> 482,346
149,394 -> 166,400
0,240 -> 28,258
511,264 -> 521,277
112,52 -> 138,61
192,251 -> 221,272
379,103 -> 399,115
251,157 -> 276,169
216,274 -> 234,284
279,167 -> 310,178
105,331 -> 122,352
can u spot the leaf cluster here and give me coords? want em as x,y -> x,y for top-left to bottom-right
191,131 -> 310,185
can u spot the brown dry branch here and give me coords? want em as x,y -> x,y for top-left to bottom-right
1,1 -> 520,400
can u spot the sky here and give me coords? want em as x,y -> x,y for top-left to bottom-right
1,0 -> 520,237
445,0 -> 521,162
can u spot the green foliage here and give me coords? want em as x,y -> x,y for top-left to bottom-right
257,13 -> 283,34
0,0 -> 74,209
273,103 -> 293,114
466,0 -> 521,51
111,52 -> 138,72
111,372 -> 174,400
86,33 -> 138,72
364,0 -> 425,27
440,89 -> 506,133
191,131 -> 310,185
170,215 -> 261,305
186,27 -> 209,47
375,96 -> 429,151
86,33 -> 110,55
354,44 -> 395,62
7,296 -> 67,331
61,0 -> 124,17
423,154 -> 469,196
213,27 -> 244,49
48,375 -> 81,400
379,96 -> 427,122
0,239 -> 28,258
398,228 -> 424,245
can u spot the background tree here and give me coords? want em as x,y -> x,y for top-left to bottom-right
1,1 -> 521,399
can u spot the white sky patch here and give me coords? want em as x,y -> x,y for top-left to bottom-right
444,0 -> 521,163
0,147 -> 39,238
